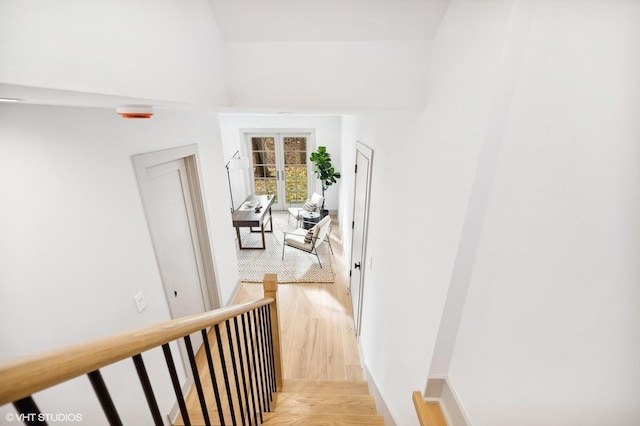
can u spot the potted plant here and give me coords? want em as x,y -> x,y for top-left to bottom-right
310,146 -> 341,217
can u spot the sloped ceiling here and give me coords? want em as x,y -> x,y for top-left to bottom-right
0,0 -> 450,109
209,0 -> 450,42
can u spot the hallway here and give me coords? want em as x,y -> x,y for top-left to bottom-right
232,217 -> 364,381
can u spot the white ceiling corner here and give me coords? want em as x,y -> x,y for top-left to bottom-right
209,0 -> 451,42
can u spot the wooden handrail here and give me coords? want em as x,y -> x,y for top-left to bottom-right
0,297 -> 274,405
263,273 -> 283,391
413,391 -> 448,426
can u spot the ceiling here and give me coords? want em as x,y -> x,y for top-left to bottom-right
209,0 -> 450,42
0,83 -> 181,110
0,0 -> 450,111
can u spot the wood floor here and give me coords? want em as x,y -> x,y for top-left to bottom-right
175,216 -> 370,425
231,215 -> 364,382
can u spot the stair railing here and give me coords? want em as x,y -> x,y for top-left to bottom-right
0,274 -> 282,426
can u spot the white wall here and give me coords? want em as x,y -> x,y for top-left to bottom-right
448,1 -> 640,424
224,41 -> 430,109
338,1 -> 518,424
0,103 -> 239,424
0,0 -> 228,105
343,0 -> 640,425
217,114 -> 343,211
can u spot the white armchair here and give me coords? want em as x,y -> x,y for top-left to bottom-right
282,215 -> 332,267
287,192 -> 324,226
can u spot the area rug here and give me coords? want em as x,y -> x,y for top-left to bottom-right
235,212 -> 335,283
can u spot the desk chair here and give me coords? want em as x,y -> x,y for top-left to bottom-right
287,192 -> 324,226
282,215 -> 332,267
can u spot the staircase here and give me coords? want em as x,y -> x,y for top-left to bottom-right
0,275 -> 387,426
263,380 -> 384,426
263,379 -> 384,425
179,379 -> 384,425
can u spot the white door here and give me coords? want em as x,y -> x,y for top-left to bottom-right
350,142 -> 373,336
144,159 -> 209,327
134,145 -> 222,360
248,133 -> 312,211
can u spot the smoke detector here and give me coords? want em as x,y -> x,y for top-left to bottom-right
116,105 -> 154,119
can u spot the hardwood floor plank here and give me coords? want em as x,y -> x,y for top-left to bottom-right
262,413 -> 386,425
272,393 -> 377,415
282,379 -> 370,395
232,218 -> 363,382
180,215 -> 366,424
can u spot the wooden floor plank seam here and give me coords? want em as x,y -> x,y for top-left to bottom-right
178,217 -> 379,424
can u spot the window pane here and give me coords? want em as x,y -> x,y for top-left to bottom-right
282,137 -> 307,205
251,137 -> 264,151
264,137 -> 275,151
295,166 -> 307,178
265,151 -> 276,164
266,180 -> 278,202
284,151 -> 307,165
284,137 -> 306,151
252,151 -> 266,166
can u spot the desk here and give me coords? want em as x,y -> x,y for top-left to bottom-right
232,194 -> 274,250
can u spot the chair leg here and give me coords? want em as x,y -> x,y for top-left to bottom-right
326,237 -> 334,255
282,241 -> 286,260
315,249 -> 323,268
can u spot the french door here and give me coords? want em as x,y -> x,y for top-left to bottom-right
247,133 -> 312,211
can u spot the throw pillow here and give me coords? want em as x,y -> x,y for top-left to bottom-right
304,227 -> 314,244
303,199 -> 317,212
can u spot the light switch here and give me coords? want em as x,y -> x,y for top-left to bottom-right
134,291 -> 148,313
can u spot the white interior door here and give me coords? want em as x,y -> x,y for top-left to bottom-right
144,159 -> 209,325
133,148 -> 221,370
350,142 -> 373,336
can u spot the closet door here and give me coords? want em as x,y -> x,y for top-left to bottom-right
249,133 -> 310,211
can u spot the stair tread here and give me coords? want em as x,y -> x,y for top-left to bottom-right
273,392 -> 378,415
283,379 -> 371,395
262,412 -> 385,425
173,411 -> 228,426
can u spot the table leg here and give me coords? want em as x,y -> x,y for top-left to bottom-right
261,223 -> 266,248
235,226 -> 243,249
265,207 -> 273,233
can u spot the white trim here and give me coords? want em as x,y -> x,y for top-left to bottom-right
225,278 -> 244,307
350,141 -> 374,336
183,154 -> 222,310
424,376 -> 472,426
361,357 -> 399,426
132,144 -> 222,311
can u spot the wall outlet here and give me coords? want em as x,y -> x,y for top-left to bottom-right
134,291 -> 147,313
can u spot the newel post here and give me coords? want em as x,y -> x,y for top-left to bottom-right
263,274 -> 283,391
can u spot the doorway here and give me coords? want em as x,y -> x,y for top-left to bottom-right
245,132 -> 314,211
349,142 -> 373,336
133,144 -> 221,335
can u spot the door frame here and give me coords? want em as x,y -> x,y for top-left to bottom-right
349,141 -> 374,337
240,129 -> 316,211
132,144 -> 222,312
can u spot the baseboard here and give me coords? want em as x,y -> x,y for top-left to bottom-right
360,358 -> 398,426
424,376 -> 471,426
226,278 -> 243,306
